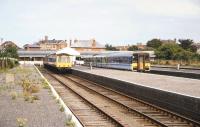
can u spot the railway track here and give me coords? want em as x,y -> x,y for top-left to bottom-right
63,74 -> 200,127
40,68 -> 200,127
40,69 -> 122,127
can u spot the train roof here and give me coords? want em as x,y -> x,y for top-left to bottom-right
80,51 -> 155,58
56,47 -> 80,56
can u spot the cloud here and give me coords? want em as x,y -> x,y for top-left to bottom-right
0,0 -> 200,46
132,0 -> 200,17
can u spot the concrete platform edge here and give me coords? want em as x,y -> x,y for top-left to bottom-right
149,69 -> 200,79
72,69 -> 200,122
34,65 -> 83,127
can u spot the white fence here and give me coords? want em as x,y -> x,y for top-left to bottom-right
19,61 -> 43,65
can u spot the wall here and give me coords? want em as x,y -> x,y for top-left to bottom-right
71,69 -> 200,122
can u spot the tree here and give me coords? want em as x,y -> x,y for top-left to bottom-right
105,44 -> 118,51
147,39 -> 163,49
178,39 -> 196,52
0,45 -> 18,68
155,43 -> 183,60
128,45 -> 138,51
190,45 -> 197,53
4,45 -> 18,58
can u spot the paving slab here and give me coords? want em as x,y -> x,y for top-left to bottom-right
0,65 -> 66,127
73,66 -> 200,98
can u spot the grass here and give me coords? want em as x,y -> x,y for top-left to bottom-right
66,121 -> 75,127
65,115 -> 75,127
30,95 -> 40,103
42,80 -> 50,89
29,85 -> 40,93
56,99 -> 60,104
24,92 -> 31,101
0,84 -> 14,94
59,106 -> 65,112
0,68 -> 8,73
16,118 -> 27,127
53,95 -> 57,99
11,91 -> 18,100
21,78 -> 41,103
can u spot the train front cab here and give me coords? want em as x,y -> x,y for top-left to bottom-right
55,54 -> 73,73
132,53 -> 150,71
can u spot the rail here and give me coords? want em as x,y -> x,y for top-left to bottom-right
65,74 -> 200,127
45,70 -> 124,127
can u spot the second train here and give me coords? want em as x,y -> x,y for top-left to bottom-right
82,51 -> 151,71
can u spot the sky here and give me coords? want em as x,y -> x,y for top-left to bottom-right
0,0 -> 200,47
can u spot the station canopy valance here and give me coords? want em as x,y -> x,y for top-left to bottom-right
56,47 -> 80,56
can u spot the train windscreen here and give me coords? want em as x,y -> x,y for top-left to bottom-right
58,55 -> 69,62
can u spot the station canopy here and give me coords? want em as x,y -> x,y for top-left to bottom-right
56,47 -> 80,56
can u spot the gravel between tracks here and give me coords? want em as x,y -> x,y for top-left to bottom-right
0,65 -> 66,127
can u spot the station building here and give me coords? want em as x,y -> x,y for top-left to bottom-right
18,50 -> 55,65
70,39 -> 106,52
23,36 -> 68,51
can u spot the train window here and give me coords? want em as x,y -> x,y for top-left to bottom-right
113,57 -> 119,63
76,56 -> 83,61
96,57 -> 101,63
132,54 -> 138,63
102,57 -> 106,63
58,55 -> 69,62
119,57 -> 123,63
144,54 -> 150,61
120,57 -> 132,64
48,57 -> 56,62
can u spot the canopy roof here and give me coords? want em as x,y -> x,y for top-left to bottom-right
56,47 -> 80,56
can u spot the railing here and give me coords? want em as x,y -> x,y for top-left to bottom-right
19,61 -> 43,65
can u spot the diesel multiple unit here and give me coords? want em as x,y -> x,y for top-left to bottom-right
82,51 -> 150,71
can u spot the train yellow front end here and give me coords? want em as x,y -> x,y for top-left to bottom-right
44,47 -> 80,73
132,53 -> 150,71
56,55 -> 73,69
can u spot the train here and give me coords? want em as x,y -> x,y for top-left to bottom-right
43,47 -> 80,72
82,51 -> 151,71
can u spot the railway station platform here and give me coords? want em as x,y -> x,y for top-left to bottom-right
72,65 -> 200,121
150,66 -> 200,79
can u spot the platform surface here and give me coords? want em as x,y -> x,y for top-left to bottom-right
73,66 -> 200,98
151,67 -> 200,74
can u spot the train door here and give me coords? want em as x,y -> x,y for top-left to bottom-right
137,54 -> 144,71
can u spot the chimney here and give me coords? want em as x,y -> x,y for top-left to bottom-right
74,38 -> 78,43
69,39 -> 72,47
92,39 -> 96,47
45,36 -> 48,41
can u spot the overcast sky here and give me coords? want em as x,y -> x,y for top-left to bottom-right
0,0 -> 200,47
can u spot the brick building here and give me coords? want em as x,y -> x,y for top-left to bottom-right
70,39 -> 105,52
115,43 -> 146,51
115,45 -> 130,51
23,36 -> 68,51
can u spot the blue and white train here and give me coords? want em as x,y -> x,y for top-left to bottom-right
82,51 -> 150,71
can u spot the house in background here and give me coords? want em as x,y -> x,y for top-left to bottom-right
70,38 -> 105,52
115,43 -> 146,51
161,39 -> 177,44
18,36 -> 106,65
23,36 -> 68,51
39,36 -> 68,50
0,41 -> 20,49
115,45 -> 130,51
194,43 -> 200,54
24,43 -> 41,51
